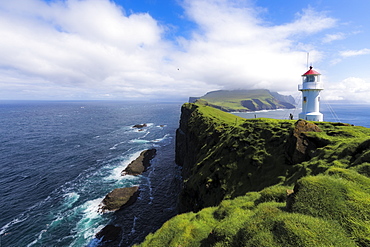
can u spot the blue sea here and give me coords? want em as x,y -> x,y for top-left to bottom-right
0,101 -> 183,247
233,101 -> 370,128
1,101 -> 370,247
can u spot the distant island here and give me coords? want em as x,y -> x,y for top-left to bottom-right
189,89 -> 295,112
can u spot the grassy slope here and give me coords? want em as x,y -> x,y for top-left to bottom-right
136,103 -> 370,247
198,89 -> 293,111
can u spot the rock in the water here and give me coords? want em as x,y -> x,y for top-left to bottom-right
99,186 -> 139,213
121,149 -> 156,176
95,225 -> 121,243
133,123 -> 147,128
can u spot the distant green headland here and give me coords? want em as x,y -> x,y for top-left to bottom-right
136,102 -> 370,247
189,89 -> 295,112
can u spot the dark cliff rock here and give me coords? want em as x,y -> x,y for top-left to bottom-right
239,98 -> 295,112
122,149 -> 156,176
285,119 -> 323,164
99,186 -> 139,213
175,104 -> 330,213
271,91 -> 295,105
137,103 -> 370,247
96,225 -> 122,243
175,104 -> 200,179
133,124 -> 147,128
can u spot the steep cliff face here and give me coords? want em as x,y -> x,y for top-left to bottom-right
136,103 -> 370,247
175,103 -> 326,212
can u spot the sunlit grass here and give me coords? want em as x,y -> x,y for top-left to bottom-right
136,103 -> 370,246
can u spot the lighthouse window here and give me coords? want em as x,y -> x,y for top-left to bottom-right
308,75 -> 315,82
303,97 -> 307,102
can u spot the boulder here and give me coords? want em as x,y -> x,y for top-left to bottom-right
133,123 -> 147,128
99,186 -> 139,213
121,149 -> 156,176
285,120 -> 322,164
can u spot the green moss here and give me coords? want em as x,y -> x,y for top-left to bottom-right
255,185 -> 292,205
290,169 -> 370,245
136,207 -> 218,247
352,162 -> 370,177
142,103 -> 370,246
137,192 -> 356,247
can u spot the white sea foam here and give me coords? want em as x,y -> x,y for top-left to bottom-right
129,134 -> 170,145
104,150 -> 144,181
27,238 -> 38,247
0,214 -> 28,235
129,139 -> 150,144
109,141 -> 125,150
1,195 -> 54,238
152,134 -> 170,142
132,128 -> 147,133
83,198 -> 104,217
68,197 -> 106,247
26,219 -> 53,247
142,131 -> 150,138
63,192 -> 80,209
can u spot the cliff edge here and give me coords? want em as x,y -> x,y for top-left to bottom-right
137,103 -> 370,247
175,103 -> 326,212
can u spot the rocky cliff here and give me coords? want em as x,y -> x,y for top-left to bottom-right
136,103 -> 370,247
175,103 -> 327,212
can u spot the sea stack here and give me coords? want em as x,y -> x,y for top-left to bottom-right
98,186 -> 140,213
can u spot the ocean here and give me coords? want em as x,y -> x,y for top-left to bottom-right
232,101 -> 370,128
1,100 -> 370,247
0,101 -> 183,247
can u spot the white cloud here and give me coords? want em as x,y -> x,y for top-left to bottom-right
0,0 -> 338,100
322,32 -> 345,43
340,48 -> 370,58
324,77 -> 370,102
273,7 -> 336,37
173,1 -> 336,94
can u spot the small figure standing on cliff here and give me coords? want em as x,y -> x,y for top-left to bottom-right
289,113 -> 294,120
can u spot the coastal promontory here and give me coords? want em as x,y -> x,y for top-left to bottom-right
136,102 -> 370,247
189,89 -> 295,112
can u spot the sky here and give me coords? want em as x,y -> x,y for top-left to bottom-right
1,0 -> 370,102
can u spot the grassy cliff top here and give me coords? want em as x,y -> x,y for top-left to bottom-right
137,103 -> 370,247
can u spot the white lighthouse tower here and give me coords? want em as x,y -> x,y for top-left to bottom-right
298,66 -> 324,121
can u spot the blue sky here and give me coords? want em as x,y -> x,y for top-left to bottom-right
1,0 -> 370,102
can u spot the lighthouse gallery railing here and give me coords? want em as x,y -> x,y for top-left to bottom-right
298,82 -> 324,90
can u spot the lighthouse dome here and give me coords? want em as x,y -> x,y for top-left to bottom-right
302,66 -> 321,76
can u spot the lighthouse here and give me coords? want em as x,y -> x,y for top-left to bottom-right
298,66 -> 324,121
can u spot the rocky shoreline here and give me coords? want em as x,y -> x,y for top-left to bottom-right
95,148 -> 157,244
